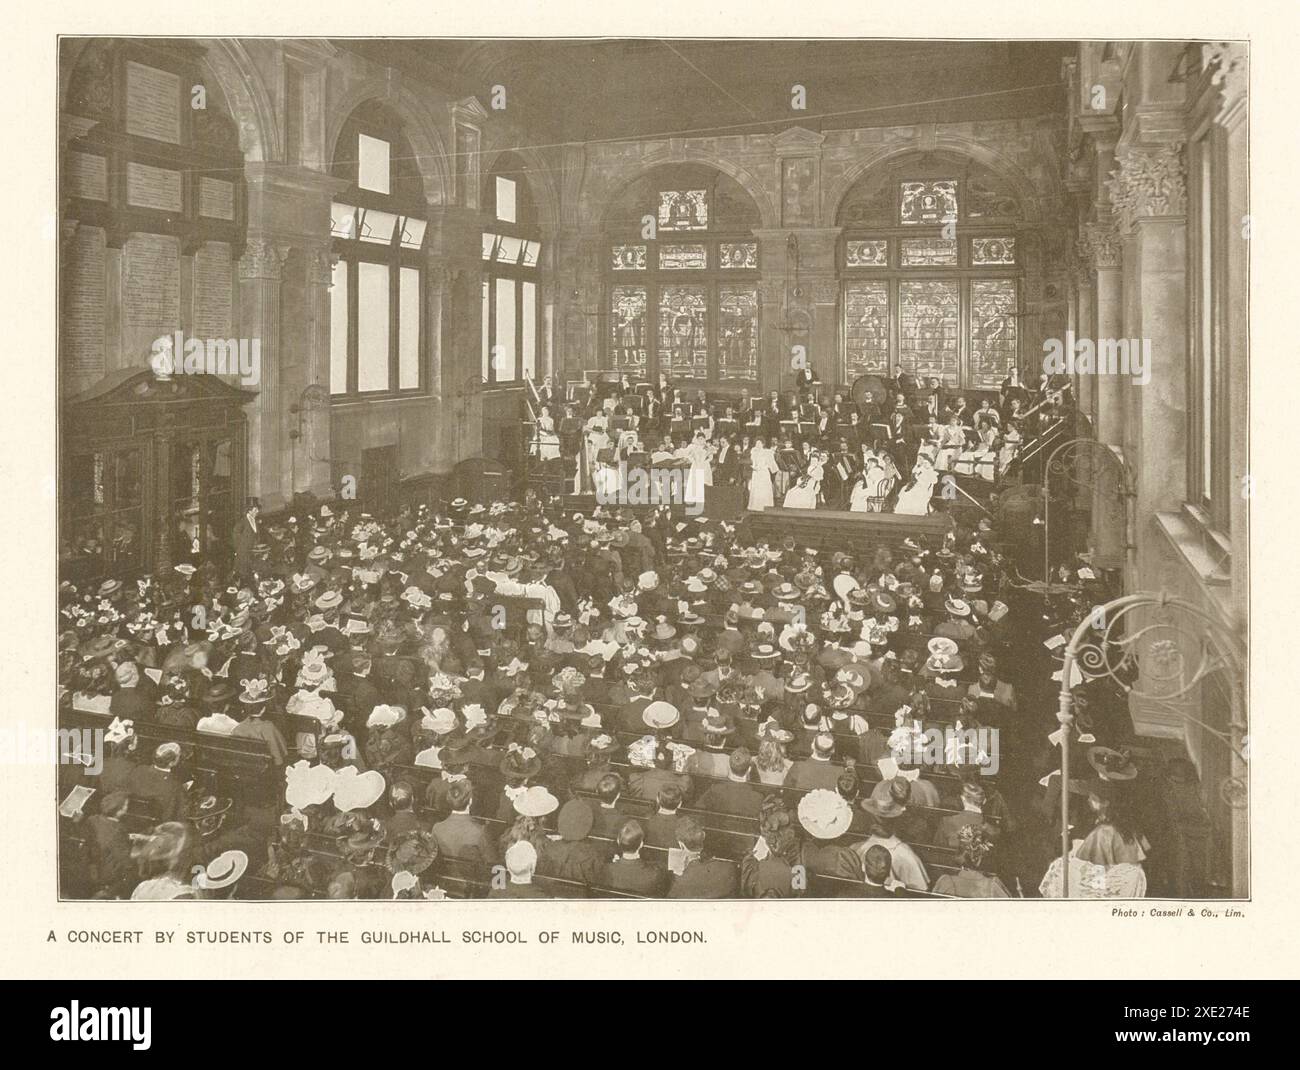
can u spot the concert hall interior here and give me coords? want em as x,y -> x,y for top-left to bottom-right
56,38 -> 1248,902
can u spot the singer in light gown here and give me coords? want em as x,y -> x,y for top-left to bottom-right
894,459 -> 939,514
747,440 -> 778,511
782,452 -> 824,509
683,431 -> 714,507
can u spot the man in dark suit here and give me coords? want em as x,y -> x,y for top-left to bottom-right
128,742 -> 186,821
694,749 -> 763,817
590,773 -> 632,839
601,820 -> 668,897
668,818 -> 738,899
642,785 -> 686,849
231,497 -> 261,580
109,661 -> 155,721
83,791 -> 135,897
787,733 -> 845,792
861,844 -> 903,896
431,779 -> 497,870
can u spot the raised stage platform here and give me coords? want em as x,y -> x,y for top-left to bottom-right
742,507 -> 953,556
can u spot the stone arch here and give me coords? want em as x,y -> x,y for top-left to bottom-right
824,137 -> 1048,227
325,78 -> 451,206
59,39 -> 276,165
480,142 -> 560,232
200,40 -> 280,163
588,148 -> 777,231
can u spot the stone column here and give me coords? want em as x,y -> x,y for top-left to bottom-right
1079,220 -> 1127,569
1106,142 -> 1189,537
295,245 -> 336,499
238,236 -> 289,510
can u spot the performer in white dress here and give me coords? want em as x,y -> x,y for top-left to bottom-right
747,439 -> 778,511
533,406 -> 561,461
934,416 -> 966,472
894,459 -> 939,514
782,451 -> 824,509
997,420 -> 1022,474
848,457 -> 892,512
682,432 -> 713,508
581,413 -> 611,494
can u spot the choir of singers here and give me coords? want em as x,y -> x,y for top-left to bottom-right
526,368 -> 1071,513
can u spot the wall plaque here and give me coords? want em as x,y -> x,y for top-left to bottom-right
192,242 -> 234,339
199,177 -> 236,220
123,232 -> 181,329
124,61 -> 182,144
126,162 -> 183,212
64,225 -> 107,384
66,151 -> 108,201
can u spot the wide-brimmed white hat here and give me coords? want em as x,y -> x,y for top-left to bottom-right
642,701 -> 680,730
927,636 -> 959,658
797,789 -> 853,841
193,850 -> 248,890
512,785 -> 559,818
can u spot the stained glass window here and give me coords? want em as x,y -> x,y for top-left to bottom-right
657,189 -> 708,231
969,279 -> 1018,388
971,237 -> 1016,265
901,237 -> 958,266
717,287 -> 759,381
658,286 -> 708,379
719,242 -> 758,269
900,180 -> 958,225
659,243 -> 708,270
846,239 -> 888,267
899,279 -> 960,385
611,244 -> 647,270
844,282 -> 890,379
610,286 -> 648,374
605,180 -> 756,383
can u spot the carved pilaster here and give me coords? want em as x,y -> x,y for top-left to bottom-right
1105,143 -> 1187,235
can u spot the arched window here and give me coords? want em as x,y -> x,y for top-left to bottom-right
329,102 -> 428,398
838,155 -> 1022,391
604,165 -> 761,387
481,154 -> 542,385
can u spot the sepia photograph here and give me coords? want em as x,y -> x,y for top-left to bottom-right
48,32 -> 1251,911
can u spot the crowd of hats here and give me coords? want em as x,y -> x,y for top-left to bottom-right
58,491 -> 1050,899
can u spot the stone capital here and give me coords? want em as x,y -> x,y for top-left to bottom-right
239,237 -> 291,281
310,247 -> 339,288
1105,143 -> 1187,235
1077,220 -> 1122,271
